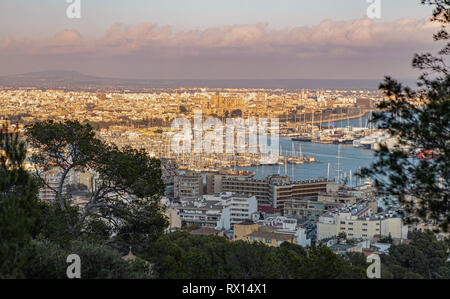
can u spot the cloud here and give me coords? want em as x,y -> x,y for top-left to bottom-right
0,18 -> 443,79
0,17 -> 440,57
51,29 -> 83,47
0,29 -> 86,55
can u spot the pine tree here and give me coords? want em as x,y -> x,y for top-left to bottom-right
361,0 -> 450,232
0,124 -> 40,278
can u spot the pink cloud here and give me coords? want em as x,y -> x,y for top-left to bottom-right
51,29 -> 83,47
0,17 -> 440,58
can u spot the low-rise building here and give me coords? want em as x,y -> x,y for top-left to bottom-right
174,171 -> 203,201
161,197 -> 182,232
245,226 -> 297,247
222,174 -> 332,208
317,204 -> 407,241
206,169 -> 255,194
175,193 -> 258,230
283,189 -> 377,222
283,197 -> 340,222
234,216 -> 311,247
217,193 -> 258,231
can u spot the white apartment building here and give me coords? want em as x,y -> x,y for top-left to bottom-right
218,193 -> 258,230
176,193 -> 258,230
174,171 -> 203,201
317,204 -> 407,241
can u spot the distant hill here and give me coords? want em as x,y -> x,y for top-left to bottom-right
0,70 -> 414,91
15,70 -> 96,79
0,70 -> 122,90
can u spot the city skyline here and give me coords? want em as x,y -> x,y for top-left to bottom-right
0,1 -> 442,80
0,1 -> 448,282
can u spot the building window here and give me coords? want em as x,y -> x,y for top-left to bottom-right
266,239 -> 272,243
249,236 -> 254,241
258,238 -> 263,242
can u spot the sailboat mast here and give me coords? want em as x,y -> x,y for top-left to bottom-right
320,110 -> 323,132
284,157 -> 287,176
359,107 -> 362,128
349,170 -> 352,187
337,145 -> 341,182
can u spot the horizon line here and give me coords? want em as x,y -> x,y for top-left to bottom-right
2,70 -> 418,82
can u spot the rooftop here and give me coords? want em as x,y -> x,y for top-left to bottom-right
247,229 -> 296,242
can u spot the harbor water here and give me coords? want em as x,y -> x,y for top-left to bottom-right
236,114 -> 377,186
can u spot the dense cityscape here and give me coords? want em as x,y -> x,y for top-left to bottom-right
0,0 -> 448,288
1,84 -> 447,269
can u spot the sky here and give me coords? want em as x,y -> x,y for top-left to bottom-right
0,0 -> 443,80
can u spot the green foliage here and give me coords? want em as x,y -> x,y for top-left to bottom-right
107,198 -> 169,256
280,241 -> 307,258
94,145 -> 164,199
2,121 -> 368,279
145,232 -> 366,279
33,201 -> 81,245
25,120 -> 167,242
337,232 -> 347,242
379,233 -> 393,244
25,120 -> 104,231
344,252 -> 369,268
298,244 -> 366,279
0,121 -> 168,278
380,231 -> 449,279
79,217 -> 112,244
25,120 -> 102,171
22,239 -> 150,279
361,1 -> 450,232
0,125 -> 41,278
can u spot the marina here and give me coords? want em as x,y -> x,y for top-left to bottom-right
236,114 -> 378,184
236,138 -> 376,185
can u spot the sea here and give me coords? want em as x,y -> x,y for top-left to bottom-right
236,114 -> 376,187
